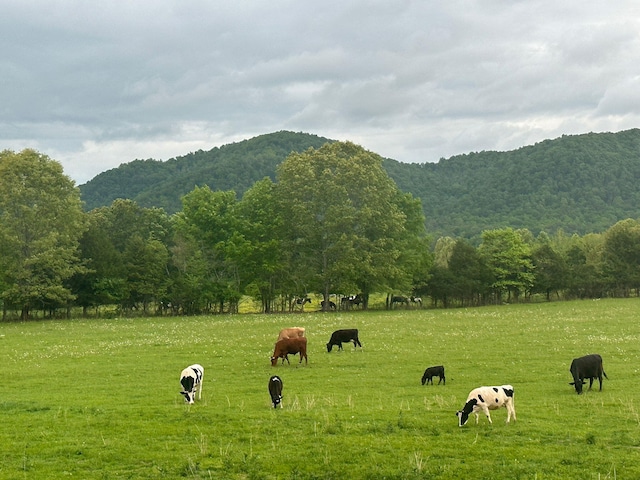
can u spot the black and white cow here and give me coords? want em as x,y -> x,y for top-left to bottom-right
326,329 -> 362,352
421,365 -> 446,385
179,364 -> 204,404
569,354 -> 608,394
456,385 -> 516,426
268,375 -> 283,408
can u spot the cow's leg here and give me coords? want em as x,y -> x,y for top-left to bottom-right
588,377 -> 594,390
598,374 -> 603,391
480,405 -> 492,424
198,378 -> 203,400
506,400 -> 516,423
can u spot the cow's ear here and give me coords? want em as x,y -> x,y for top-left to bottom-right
569,382 -> 574,385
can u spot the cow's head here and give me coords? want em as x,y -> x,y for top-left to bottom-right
326,343 -> 333,352
270,356 -> 278,367
569,379 -> 586,394
456,399 -> 477,426
180,391 -> 194,404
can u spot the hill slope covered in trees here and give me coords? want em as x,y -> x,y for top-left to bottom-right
80,129 -> 640,239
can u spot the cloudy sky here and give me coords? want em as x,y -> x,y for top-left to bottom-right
3,1 -> 640,184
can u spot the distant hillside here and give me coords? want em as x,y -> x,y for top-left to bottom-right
80,129 -> 640,239
80,131 -> 333,212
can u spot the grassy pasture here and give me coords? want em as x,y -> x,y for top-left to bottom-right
1,299 -> 640,479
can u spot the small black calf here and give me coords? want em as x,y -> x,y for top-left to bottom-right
421,365 -> 445,385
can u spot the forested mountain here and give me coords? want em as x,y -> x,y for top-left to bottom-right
80,131 -> 333,213
80,129 -> 640,239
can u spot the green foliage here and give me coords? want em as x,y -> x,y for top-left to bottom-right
80,131 -> 333,213
81,129 -> 640,240
2,300 -> 640,478
276,141 -> 427,304
479,228 -> 535,301
0,149 -> 86,318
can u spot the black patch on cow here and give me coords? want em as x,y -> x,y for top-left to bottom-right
492,387 -> 498,392
502,387 -> 514,397
457,398 -> 478,426
477,394 -> 484,403
181,376 -> 195,393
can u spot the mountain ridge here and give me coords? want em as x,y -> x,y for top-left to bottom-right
80,128 -> 640,239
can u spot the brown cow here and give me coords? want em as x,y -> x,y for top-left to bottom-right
277,327 -> 306,341
271,337 -> 308,366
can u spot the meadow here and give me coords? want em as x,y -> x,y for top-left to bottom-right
1,299 -> 640,479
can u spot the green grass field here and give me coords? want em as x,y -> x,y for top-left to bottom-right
1,299 -> 640,479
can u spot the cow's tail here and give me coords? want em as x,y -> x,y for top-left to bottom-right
602,369 -> 609,379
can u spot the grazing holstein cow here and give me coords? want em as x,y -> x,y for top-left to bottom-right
326,329 -> 362,352
179,364 -> 204,404
456,385 -> 516,426
268,375 -> 283,408
277,327 -> 306,341
421,365 -> 446,385
271,337 -> 308,366
569,354 -> 608,394
290,296 -> 311,312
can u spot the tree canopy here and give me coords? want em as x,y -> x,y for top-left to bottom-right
0,149 -> 86,319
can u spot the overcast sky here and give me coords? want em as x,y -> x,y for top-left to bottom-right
3,1 -> 640,184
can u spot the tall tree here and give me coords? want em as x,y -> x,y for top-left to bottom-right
276,141 -> 427,307
0,149 -> 86,319
530,234 -> 567,301
234,178 -> 287,313
448,238 -> 493,306
172,187 -> 242,313
601,219 -> 640,296
71,199 -> 171,314
478,228 -> 534,302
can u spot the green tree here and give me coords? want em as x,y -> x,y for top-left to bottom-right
71,199 -> 171,314
276,141 -> 426,308
601,219 -> 640,296
235,178 -> 287,313
172,187 -> 242,313
448,238 -> 493,306
0,149 -> 86,319
531,234 -> 567,301
478,228 -> 535,302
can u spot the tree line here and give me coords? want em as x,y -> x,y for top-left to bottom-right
2,145 -> 640,320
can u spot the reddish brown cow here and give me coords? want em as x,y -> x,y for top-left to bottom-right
271,337 -> 308,366
277,327 -> 306,341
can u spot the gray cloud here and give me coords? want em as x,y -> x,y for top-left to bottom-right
2,1 -> 640,184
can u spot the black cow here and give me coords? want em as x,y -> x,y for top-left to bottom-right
421,365 -> 446,385
326,329 -> 362,352
391,295 -> 409,308
268,375 -> 283,408
569,354 -> 608,394
321,300 -> 336,311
